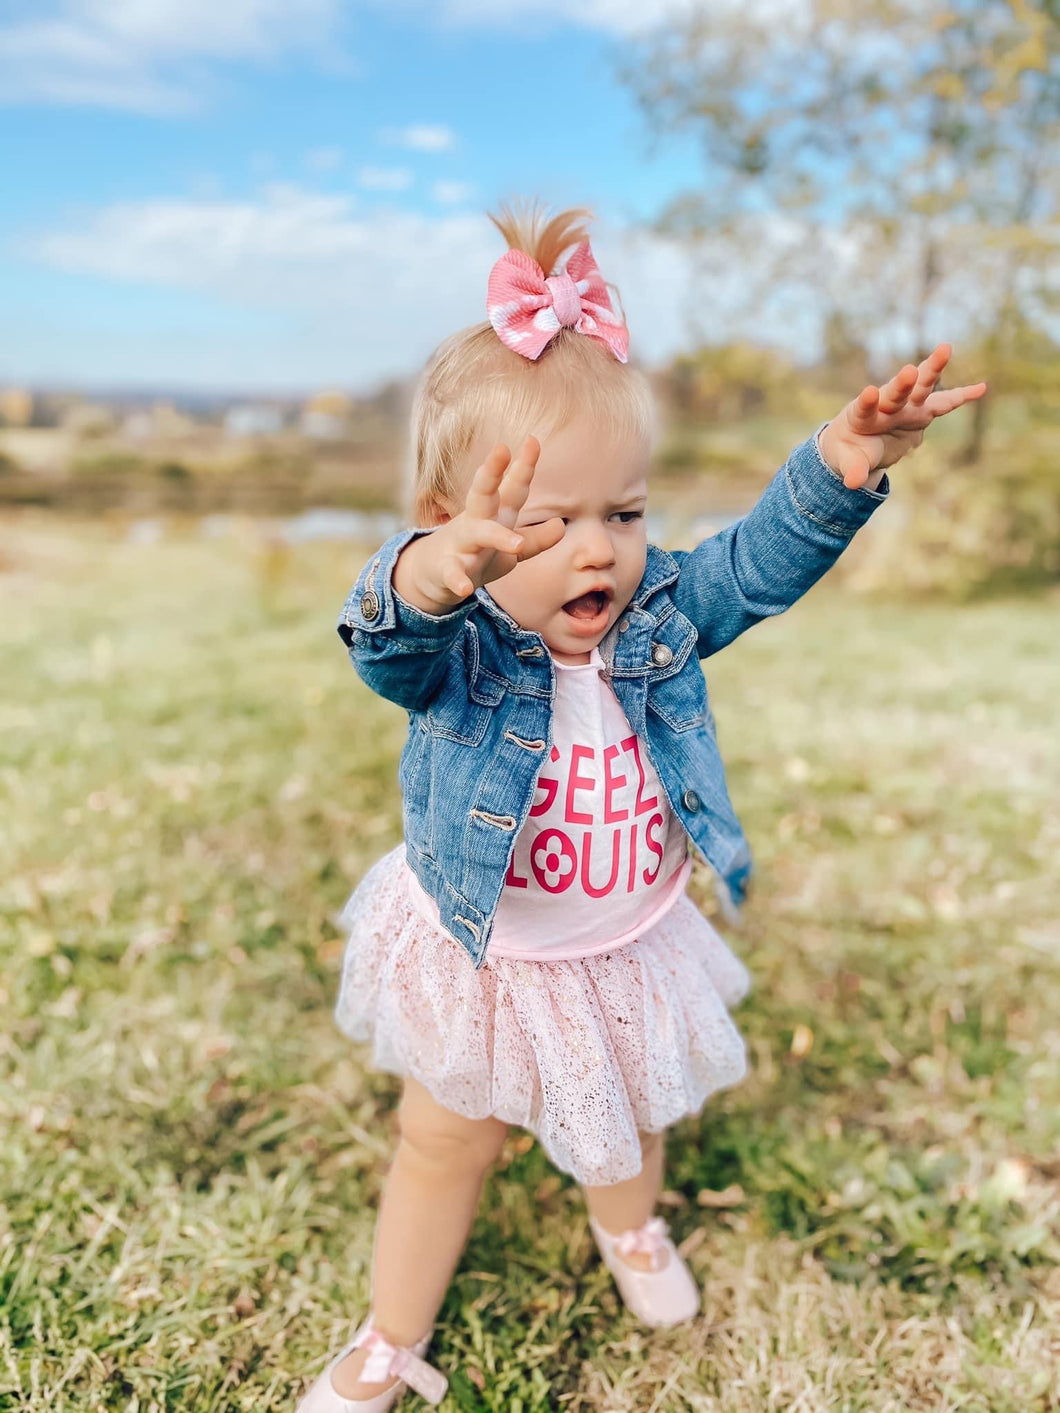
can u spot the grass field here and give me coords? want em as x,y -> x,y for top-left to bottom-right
2,513 -> 1059,1411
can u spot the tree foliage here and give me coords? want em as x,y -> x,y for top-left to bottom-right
616,0 -> 1060,462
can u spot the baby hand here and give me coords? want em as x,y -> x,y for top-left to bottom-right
430,436 -> 566,603
819,344 -> 988,490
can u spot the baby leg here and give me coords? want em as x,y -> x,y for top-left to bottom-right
580,1128 -> 668,1272
369,1076 -> 509,1337
331,1074 -> 508,1400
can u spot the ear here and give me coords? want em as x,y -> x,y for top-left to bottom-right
430,493 -> 459,525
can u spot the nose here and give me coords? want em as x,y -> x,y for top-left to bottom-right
570,519 -> 616,571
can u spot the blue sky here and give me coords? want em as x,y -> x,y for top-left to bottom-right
0,0 -> 954,393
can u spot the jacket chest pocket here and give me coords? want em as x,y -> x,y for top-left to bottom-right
425,667 -> 505,746
644,611 -> 707,732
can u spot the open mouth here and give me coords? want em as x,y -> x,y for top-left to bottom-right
561,589 -> 612,629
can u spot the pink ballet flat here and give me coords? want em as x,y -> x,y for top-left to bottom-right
294,1314 -> 448,1412
588,1213 -> 700,1328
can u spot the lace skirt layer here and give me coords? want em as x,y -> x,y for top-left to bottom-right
334,843 -> 752,1187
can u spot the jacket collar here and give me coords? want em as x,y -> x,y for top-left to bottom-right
628,541 -> 682,609
473,541 -> 680,641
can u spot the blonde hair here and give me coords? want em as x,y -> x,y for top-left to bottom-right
405,198 -> 657,528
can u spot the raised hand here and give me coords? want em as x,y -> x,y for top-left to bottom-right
819,344 -> 988,490
431,436 -> 566,604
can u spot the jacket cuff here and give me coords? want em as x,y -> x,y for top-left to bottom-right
785,423 -> 890,538
336,526 -> 476,648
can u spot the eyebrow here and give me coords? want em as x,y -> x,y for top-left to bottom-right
522,492 -> 649,513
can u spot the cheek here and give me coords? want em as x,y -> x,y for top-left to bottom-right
624,537 -> 647,578
487,560 -> 536,614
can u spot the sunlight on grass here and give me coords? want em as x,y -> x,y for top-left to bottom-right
2,516 -> 1058,1410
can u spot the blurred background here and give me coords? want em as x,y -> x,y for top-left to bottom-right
4,4 -> 1060,1410
1,0 -> 1057,590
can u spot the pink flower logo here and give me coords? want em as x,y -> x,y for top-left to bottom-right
530,829 -> 577,894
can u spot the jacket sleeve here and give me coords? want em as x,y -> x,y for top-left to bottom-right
336,525 -> 477,711
671,425 -> 891,660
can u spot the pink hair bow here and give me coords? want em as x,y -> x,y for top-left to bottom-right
487,240 -> 629,363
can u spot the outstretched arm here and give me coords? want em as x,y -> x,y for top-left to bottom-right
672,344 -> 987,659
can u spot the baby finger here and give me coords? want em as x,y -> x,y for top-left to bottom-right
514,517 -> 565,560
464,444 -> 511,518
463,517 -> 524,556
498,435 -> 542,501
923,382 -> 988,418
439,554 -> 474,600
877,363 -> 919,414
908,345 -> 949,407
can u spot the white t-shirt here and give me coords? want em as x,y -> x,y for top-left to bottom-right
405,644 -> 692,961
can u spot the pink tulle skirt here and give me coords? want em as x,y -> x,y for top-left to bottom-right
333,843 -> 752,1186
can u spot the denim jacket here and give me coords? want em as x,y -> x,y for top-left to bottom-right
337,427 -> 890,970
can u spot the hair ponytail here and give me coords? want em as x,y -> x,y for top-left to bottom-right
486,198 -> 594,278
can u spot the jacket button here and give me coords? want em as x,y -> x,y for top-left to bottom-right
650,642 -> 673,666
682,789 -> 701,812
618,618 -> 630,633
360,590 -> 380,621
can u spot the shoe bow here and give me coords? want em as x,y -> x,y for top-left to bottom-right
614,1215 -> 670,1269
354,1327 -> 448,1405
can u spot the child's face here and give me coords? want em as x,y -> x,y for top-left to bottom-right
451,414 -> 651,665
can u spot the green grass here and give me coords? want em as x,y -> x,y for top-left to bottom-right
2,514 -> 1059,1410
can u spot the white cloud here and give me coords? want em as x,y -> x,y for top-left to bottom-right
24,191 -> 494,386
435,0 -> 690,33
379,123 -> 456,153
0,0 -> 813,113
20,182 -> 989,389
0,0 -> 349,112
20,186 -> 818,387
431,180 -> 475,205
306,146 -> 345,173
357,166 -> 414,192
81,0 -> 341,56
392,0 -> 808,38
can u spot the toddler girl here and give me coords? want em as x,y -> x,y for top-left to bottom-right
296,200 -> 986,1410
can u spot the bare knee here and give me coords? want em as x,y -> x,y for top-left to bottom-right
397,1078 -> 508,1177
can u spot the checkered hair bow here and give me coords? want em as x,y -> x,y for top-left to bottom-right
486,240 -> 629,363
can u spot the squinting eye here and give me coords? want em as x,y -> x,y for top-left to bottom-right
614,511 -> 644,524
